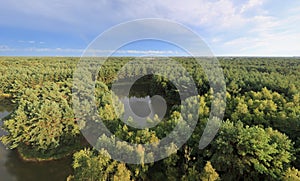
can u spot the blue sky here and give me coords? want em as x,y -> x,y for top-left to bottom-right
0,0 -> 300,56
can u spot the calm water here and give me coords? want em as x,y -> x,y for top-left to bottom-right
120,95 -> 167,129
0,100 -> 73,181
0,81 -> 173,181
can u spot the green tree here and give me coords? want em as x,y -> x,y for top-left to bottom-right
71,148 -> 118,181
209,121 -> 294,180
1,82 -> 79,152
113,163 -> 131,181
199,161 -> 219,181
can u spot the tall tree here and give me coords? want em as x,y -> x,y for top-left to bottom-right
199,161 -> 220,181
209,121 -> 294,180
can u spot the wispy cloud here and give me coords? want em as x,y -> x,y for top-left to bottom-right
219,4 -> 300,56
18,40 -> 39,44
0,0 -> 299,56
0,0 -> 272,32
240,0 -> 264,13
0,45 -> 9,49
0,46 -> 180,56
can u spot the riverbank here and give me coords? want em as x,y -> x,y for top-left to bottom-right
0,99 -> 75,181
16,136 -> 90,162
17,145 -> 74,162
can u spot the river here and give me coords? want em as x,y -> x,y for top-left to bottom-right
0,82 -> 173,181
0,100 -> 72,181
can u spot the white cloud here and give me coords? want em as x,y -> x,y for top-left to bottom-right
1,0 -> 300,56
0,47 -> 180,56
117,50 -> 179,55
18,40 -> 39,44
117,0 -> 249,30
219,4 -> 300,56
0,0 -> 280,38
0,0 -> 265,32
240,0 -> 264,13
0,47 -> 83,53
0,45 -> 9,49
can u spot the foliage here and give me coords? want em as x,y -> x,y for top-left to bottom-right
1,81 -> 79,153
283,167 -> 300,181
199,161 -> 220,181
71,148 -> 118,181
0,57 -> 299,180
209,121 -> 294,180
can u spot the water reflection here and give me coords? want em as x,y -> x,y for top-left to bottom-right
120,95 -> 167,129
0,99 -> 17,181
4,151 -> 72,181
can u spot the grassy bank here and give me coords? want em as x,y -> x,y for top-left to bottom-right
17,136 -> 89,162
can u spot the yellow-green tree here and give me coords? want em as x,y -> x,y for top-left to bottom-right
199,161 -> 219,181
1,82 -> 79,151
283,167 -> 300,181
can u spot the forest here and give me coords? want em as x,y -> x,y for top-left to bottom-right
0,56 -> 299,180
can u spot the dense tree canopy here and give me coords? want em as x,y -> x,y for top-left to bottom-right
0,57 -> 299,180
208,121 -> 294,180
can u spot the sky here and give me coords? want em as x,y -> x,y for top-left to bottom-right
0,0 -> 300,56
